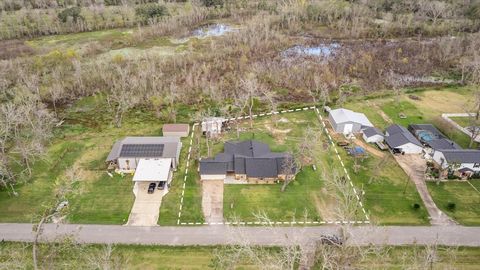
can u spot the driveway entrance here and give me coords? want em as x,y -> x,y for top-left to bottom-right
202,180 -> 224,224
394,154 -> 456,226
126,182 -> 165,226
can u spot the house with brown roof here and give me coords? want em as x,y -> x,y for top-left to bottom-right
162,124 -> 190,137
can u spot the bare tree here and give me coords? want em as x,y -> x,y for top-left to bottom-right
281,152 -> 298,192
240,74 -> 262,129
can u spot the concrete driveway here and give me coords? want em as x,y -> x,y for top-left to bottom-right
126,182 -> 165,226
202,180 -> 224,224
394,154 -> 456,226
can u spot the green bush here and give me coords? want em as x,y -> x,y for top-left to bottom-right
135,4 -> 168,22
58,7 -> 83,23
447,202 -> 456,211
412,203 -> 421,210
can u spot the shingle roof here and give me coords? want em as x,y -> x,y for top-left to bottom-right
163,124 -> 189,133
199,161 -> 228,175
440,149 -> 480,164
362,127 -> 384,138
386,124 -> 409,135
385,132 -> 422,148
329,108 -> 373,127
427,139 -> 461,150
200,140 -> 295,178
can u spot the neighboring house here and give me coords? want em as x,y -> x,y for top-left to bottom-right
106,137 -> 182,172
432,149 -> 480,178
328,108 -> 373,134
361,127 -> 384,143
163,124 -> 190,137
201,117 -> 228,136
384,124 -> 423,154
199,140 -> 297,184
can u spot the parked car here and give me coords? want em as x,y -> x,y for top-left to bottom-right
320,234 -> 344,245
158,181 -> 166,190
148,183 -> 156,194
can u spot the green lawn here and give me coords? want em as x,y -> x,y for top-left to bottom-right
224,166 -> 323,222
427,181 -> 480,225
0,95 -> 195,224
340,150 -> 429,225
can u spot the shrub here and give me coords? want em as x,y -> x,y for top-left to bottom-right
58,7 -> 82,23
135,4 -> 168,22
447,202 -> 456,211
412,203 -> 420,210
201,0 -> 224,7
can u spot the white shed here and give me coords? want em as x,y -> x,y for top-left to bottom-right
328,108 -> 373,134
361,127 -> 384,143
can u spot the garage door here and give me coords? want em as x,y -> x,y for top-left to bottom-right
344,124 -> 353,134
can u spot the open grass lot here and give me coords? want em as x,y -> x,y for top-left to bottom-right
427,181 -> 480,226
336,141 -> 429,225
0,95 -> 195,224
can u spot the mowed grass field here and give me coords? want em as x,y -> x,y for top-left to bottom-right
344,85 -> 480,225
427,181 -> 480,226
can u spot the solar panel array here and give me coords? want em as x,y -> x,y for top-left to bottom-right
119,144 -> 164,157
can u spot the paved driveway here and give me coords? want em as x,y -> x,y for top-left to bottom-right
202,180 -> 224,224
126,183 -> 165,226
394,154 -> 456,226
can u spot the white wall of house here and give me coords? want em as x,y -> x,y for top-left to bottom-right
118,157 -> 177,171
433,151 -> 480,172
200,174 -> 226,180
363,134 -> 384,143
396,143 -> 423,154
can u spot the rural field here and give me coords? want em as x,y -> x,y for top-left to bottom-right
2,0 -> 480,268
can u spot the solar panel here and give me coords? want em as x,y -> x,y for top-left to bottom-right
119,144 -> 164,157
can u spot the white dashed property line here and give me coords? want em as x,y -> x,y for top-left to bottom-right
177,220 -> 369,226
314,110 -> 370,222
177,106 -> 368,226
177,124 -> 195,225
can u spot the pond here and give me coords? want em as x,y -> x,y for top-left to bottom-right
282,43 -> 341,58
192,24 -> 235,38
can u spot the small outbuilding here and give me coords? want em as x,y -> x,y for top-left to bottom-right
201,117 -> 227,136
361,127 -> 384,143
328,108 -> 373,134
163,124 -> 190,137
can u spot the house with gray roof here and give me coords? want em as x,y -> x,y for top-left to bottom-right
328,108 -> 373,134
199,140 -> 296,183
384,124 -> 423,154
106,137 -> 182,172
361,127 -> 384,143
432,149 -> 480,178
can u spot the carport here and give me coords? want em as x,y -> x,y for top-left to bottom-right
127,158 -> 172,226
